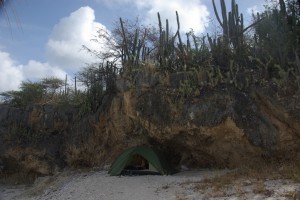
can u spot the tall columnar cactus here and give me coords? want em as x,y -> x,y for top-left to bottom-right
119,18 -> 148,73
157,12 -> 180,71
209,0 -> 266,70
119,18 -> 130,62
157,11 -> 211,72
212,0 -> 244,48
212,0 -> 264,50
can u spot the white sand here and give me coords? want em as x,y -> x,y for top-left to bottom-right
1,169 -> 299,200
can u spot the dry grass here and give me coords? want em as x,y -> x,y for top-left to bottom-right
278,163 -> 300,183
186,161 -> 300,198
176,193 -> 187,200
253,180 -> 266,193
234,181 -> 246,197
175,190 -> 188,200
0,147 -> 52,185
8,148 -> 49,173
195,173 -> 234,192
65,135 -> 105,168
231,161 -> 300,182
193,174 -> 235,198
0,172 -> 37,185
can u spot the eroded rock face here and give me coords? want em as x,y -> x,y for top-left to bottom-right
99,89 -> 295,168
0,69 -> 299,177
94,71 -> 299,169
0,104 -> 74,176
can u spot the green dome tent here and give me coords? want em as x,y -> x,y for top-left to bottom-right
109,146 -> 176,176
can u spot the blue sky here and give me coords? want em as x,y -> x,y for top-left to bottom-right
0,0 -> 266,92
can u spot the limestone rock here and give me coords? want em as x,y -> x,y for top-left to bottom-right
0,69 -> 299,177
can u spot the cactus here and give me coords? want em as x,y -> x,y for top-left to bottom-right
157,12 -> 181,72
119,18 -> 149,74
212,0 -> 264,50
212,0 -> 243,47
119,18 -> 129,62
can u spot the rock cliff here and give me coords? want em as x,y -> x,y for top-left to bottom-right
0,69 -> 299,178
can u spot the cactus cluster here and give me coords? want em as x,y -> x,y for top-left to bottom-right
116,0 -> 299,93
213,0 -> 246,47
157,12 -> 212,72
119,18 -> 151,74
118,12 -> 212,74
251,0 -> 300,89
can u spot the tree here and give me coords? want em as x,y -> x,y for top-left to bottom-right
0,78 -> 65,107
83,17 -> 159,75
41,77 -> 65,97
0,81 -> 44,107
75,61 -> 118,112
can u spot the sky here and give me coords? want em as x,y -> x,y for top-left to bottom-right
0,0 -> 266,92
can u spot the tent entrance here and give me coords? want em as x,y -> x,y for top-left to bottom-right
123,154 -> 160,175
109,146 -> 177,176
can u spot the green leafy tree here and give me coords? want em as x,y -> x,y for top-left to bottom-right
1,81 -> 44,107
41,77 -> 65,97
0,77 -> 65,107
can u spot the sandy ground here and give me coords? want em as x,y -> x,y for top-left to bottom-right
0,169 -> 299,200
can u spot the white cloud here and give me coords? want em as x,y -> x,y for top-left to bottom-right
102,0 -> 210,34
0,51 -> 24,92
101,0 -> 132,5
46,6 -> 110,73
21,60 -> 66,81
143,0 -> 209,34
0,6 -> 113,92
247,5 -> 260,15
0,51 -> 67,92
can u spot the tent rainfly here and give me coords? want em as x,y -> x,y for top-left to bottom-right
109,146 -> 176,176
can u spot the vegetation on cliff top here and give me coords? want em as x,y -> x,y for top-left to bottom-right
1,0 -> 299,114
